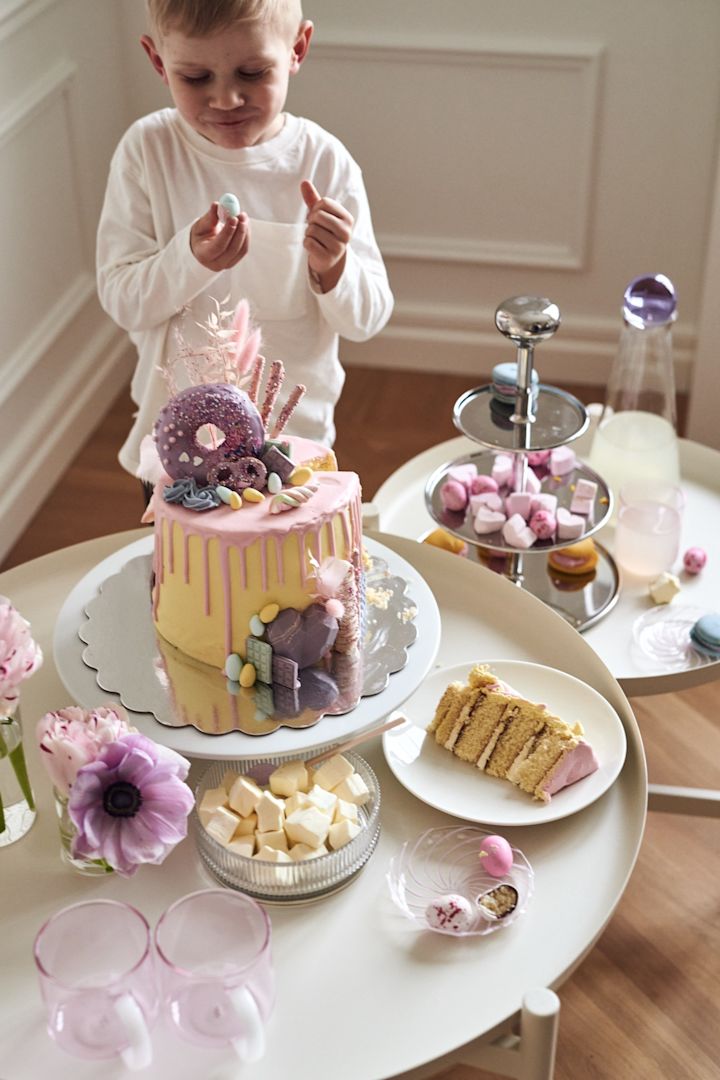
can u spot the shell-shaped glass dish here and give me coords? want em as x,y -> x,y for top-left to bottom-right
194,752 -> 380,904
387,825 -> 534,936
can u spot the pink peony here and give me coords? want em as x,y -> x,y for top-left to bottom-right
36,705 -> 132,797
0,597 -> 43,715
67,732 -> 194,876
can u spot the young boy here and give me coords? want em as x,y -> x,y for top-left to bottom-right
97,0 -> 393,478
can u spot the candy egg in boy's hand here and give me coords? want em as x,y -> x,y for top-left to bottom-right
218,192 -> 241,223
478,834 -> 514,878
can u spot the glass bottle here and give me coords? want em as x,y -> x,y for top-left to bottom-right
0,703 -> 37,846
589,273 -> 680,513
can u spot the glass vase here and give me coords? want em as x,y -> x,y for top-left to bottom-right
0,704 -> 37,847
54,788 -> 114,876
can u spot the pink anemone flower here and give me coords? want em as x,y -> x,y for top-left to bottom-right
68,732 -> 194,876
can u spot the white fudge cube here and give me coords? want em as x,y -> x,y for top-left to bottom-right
333,772 -> 371,806
205,805 -> 242,846
233,812 -> 257,836
227,835 -> 255,858
328,819 -> 362,850
285,791 -> 312,816
306,784 -> 338,817
255,829 -> 288,853
285,806 -> 331,848
228,775 -> 263,817
221,769 -> 239,794
198,786 -> 228,827
312,754 -> 355,791
333,798 -> 359,825
268,760 -> 309,798
254,845 -> 292,863
255,790 -> 285,833
289,842 -> 328,861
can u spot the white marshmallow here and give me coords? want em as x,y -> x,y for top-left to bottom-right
254,845 -> 292,863
473,507 -> 506,534
227,835 -> 255,858
205,805 -> 242,846
221,770 -> 239,794
198,786 -> 228,827
255,829 -> 289,852
333,772 -> 371,806
328,820 -> 362,850
228,775 -> 263,817
255,790 -> 285,833
556,508 -> 585,540
269,760 -> 309,798
306,785 -> 338,817
289,842 -> 328,861
312,754 -> 355,792
233,812 -> 257,836
333,798 -> 359,825
502,513 -> 537,549
285,806 -> 331,848
469,492 -> 503,515
491,453 -> 514,488
284,791 -> 312,816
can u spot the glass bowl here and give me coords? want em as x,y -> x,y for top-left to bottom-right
387,825 -> 533,936
194,752 -> 381,904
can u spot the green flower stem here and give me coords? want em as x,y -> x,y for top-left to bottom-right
0,718 -> 35,836
0,727 -> 8,834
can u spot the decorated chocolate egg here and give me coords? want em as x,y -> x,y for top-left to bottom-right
478,834 -> 514,878
425,894 -> 474,934
683,547 -> 707,575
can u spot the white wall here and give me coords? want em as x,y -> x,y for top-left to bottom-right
3,0 -> 720,561
0,0 -> 136,561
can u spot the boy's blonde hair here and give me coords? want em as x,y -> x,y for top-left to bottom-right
147,0 -> 303,38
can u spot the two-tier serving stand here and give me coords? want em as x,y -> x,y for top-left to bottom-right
424,296 -> 620,631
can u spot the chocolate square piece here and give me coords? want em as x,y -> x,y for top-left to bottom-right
273,684 -> 300,718
246,637 -> 273,684
272,654 -> 300,689
254,682 -> 274,717
260,445 -> 295,482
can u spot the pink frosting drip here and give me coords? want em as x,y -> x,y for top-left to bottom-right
541,740 -> 599,796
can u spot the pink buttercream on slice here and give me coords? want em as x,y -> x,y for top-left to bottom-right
541,740 -> 599,798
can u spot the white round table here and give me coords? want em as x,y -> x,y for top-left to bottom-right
0,530 -> 646,1080
373,436 -> 720,696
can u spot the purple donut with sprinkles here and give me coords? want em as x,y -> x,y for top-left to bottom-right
154,384 -> 265,485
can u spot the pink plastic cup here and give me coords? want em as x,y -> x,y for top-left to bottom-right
33,899 -> 156,1069
154,888 -> 274,1063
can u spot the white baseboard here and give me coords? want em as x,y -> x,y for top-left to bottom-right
341,301 -> 694,391
0,320 -> 134,563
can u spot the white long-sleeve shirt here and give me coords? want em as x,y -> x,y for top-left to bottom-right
96,109 -> 393,475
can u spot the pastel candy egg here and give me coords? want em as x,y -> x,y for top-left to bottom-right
425,894 -> 474,934
243,488 -> 265,503
260,603 -> 279,623
290,465 -> 314,486
218,192 -> 240,218
529,509 -> 557,540
440,479 -> 468,512
239,662 -> 257,688
249,614 -> 265,637
224,653 -> 243,681
478,835 -> 514,878
683,546 -> 707,574
267,472 -> 282,494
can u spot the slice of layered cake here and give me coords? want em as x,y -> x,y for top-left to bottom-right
428,665 -> 598,802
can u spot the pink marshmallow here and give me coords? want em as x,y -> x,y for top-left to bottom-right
574,478 -> 598,500
556,507 -> 585,540
473,507 -> 507,535
470,492 -> 504,515
683,547 -> 707,574
447,463 -> 478,488
469,474 -> 499,496
440,479 -> 468,512
519,468 -> 541,495
505,492 -> 534,520
491,453 -> 514,488
550,446 -> 577,476
527,449 -> 551,467
529,510 -> 557,540
569,493 -> 594,519
531,493 -> 558,515
502,513 -> 537,549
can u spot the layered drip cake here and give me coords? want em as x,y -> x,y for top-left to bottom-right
145,364 -> 364,715
428,665 -> 598,802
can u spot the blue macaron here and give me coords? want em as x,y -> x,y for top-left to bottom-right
689,613 -> 720,657
491,362 -> 539,402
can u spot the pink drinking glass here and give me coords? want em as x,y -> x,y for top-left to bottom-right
154,888 -> 274,1063
33,899 -> 156,1070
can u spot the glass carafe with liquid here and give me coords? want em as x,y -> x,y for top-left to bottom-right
589,273 -> 680,513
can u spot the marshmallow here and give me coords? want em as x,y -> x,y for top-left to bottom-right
333,798 -> 359,825
569,494 -> 594,519
306,784 -> 338,817
205,806 -> 242,846
221,770 -> 239,794
527,449 -> 551,467
529,510 -> 556,540
285,806 -> 332,848
254,845 -> 292,863
425,894 -> 475,934
473,507 -> 506,534
440,479 -> 468,512
269,760 -> 309,798
284,791 -> 312,816
312,754 -> 355,792
470,492 -> 504,515
531,493 -> 558,515
520,467 -> 541,495
328,820 -> 362,850
255,790 -> 285,833
502,513 -> 537,549
468,474 -> 499,495
505,492 -> 533,520
333,772 -> 371,806
556,508 -> 585,540
491,454 -> 514,488
550,446 -> 577,476
255,829 -> 289,853
198,786 -> 229,826
289,842 -> 328,861
228,775 -> 263,817
648,572 -> 681,605
227,836 -> 255,858
233,812 -> 258,836
447,463 -> 477,487
574,478 -> 598,501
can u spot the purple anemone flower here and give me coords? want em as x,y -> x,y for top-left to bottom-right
67,732 -> 194,876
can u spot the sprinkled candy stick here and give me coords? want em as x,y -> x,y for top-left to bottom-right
260,360 -> 285,425
247,355 -> 265,405
269,483 -> 318,513
271,383 -> 307,438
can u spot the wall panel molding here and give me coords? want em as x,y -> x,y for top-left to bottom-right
0,0 -> 59,43
0,58 -> 76,149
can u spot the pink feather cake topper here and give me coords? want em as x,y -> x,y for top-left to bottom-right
160,296 -> 262,396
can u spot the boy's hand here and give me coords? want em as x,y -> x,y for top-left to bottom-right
301,180 -> 353,292
190,204 -> 250,271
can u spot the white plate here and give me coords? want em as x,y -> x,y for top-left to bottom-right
383,660 -> 627,826
53,535 -> 441,760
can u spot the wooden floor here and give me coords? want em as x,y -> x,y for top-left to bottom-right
3,368 -> 718,1079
